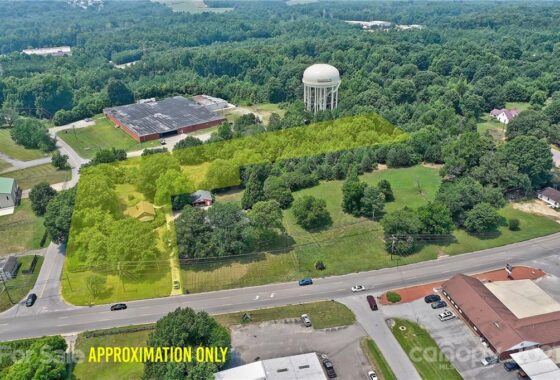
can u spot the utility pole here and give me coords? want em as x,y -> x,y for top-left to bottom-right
0,275 -> 14,305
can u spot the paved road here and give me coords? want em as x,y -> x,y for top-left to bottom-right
342,297 -> 422,380
1,232 -> 559,342
0,153 -> 51,173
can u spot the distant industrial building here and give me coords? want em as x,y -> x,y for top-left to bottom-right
22,46 -> 72,57
442,274 -> 560,359
103,96 -> 225,142
302,64 -> 341,113
215,352 -> 327,380
192,95 -> 230,112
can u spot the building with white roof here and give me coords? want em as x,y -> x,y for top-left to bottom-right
215,352 -> 327,380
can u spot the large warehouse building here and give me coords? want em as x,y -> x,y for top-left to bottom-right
103,96 -> 225,142
442,274 -> 560,360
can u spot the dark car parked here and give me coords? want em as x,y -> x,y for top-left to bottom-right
431,300 -> 447,309
110,303 -> 127,311
25,293 -> 37,307
504,361 -> 520,372
322,359 -> 337,378
298,277 -> 313,286
424,294 -> 441,303
366,295 -> 378,311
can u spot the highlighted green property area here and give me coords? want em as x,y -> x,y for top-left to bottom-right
62,113 -> 560,305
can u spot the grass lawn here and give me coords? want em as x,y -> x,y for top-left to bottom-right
392,319 -> 462,379
184,165 -> 560,293
246,103 -> 286,124
0,129 -> 47,161
3,163 -> 70,190
505,101 -> 530,111
72,301 -> 353,379
0,255 -> 44,312
477,115 -> 505,139
57,116 -> 159,159
0,158 -> 13,172
62,264 -> 172,306
0,200 -> 48,256
361,338 -> 396,380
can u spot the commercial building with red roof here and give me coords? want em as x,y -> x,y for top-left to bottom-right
441,274 -> 560,359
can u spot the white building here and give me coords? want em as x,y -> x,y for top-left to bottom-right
302,64 -> 341,113
0,178 -> 18,216
192,95 -> 230,112
22,46 -> 72,57
538,187 -> 560,208
215,352 -> 327,380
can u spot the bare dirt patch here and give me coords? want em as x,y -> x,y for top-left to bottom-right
513,200 -> 560,222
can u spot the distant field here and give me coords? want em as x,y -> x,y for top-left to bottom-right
156,0 -> 233,13
505,101 -> 530,111
0,129 -> 47,161
0,255 -> 44,312
3,163 -> 69,190
57,117 -> 159,159
0,200 -> 48,256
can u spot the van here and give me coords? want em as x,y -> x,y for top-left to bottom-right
366,295 -> 378,311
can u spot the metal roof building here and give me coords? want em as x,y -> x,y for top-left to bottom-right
510,349 -> 560,380
215,352 -> 327,380
103,96 -> 225,142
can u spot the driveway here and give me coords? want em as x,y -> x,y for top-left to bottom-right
381,299 -> 516,380
228,320 -> 371,380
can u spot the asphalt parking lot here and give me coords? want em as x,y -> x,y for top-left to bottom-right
381,298 -> 517,380
227,319 -> 373,380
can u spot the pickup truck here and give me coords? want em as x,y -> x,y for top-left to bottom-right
322,358 -> 337,378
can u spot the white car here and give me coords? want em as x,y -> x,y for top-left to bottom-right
351,285 -> 365,292
301,314 -> 312,327
367,370 -> 378,380
438,310 -> 456,321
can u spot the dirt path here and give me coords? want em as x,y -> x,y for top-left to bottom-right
513,200 -> 560,223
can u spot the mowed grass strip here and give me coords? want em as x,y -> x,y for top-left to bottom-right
72,301 -> 354,380
3,163 -> 69,189
361,338 -> 397,380
57,116 -> 159,159
391,319 -> 462,380
0,200 -> 48,256
0,255 -> 44,312
0,129 -> 47,161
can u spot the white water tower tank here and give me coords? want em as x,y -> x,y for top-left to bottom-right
302,64 -> 341,113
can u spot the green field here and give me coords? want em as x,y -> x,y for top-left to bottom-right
3,163 -> 70,190
184,165 -> 560,293
0,200 -> 48,256
72,301 -> 353,379
361,338 -> 397,380
157,0 -> 233,13
505,101 -> 530,110
476,115 -> 505,139
0,129 -> 47,161
57,116 -> 159,159
392,319 -> 462,380
0,255 -> 44,312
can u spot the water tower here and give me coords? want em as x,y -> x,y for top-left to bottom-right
302,64 -> 341,113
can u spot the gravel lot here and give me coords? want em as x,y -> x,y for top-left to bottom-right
227,319 -> 373,380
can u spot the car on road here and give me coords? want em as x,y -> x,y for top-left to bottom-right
25,293 -> 37,307
301,314 -> 312,327
367,370 -> 378,380
366,295 -> 378,311
424,294 -> 441,303
322,358 -> 337,378
110,303 -> 127,311
351,285 -> 365,292
438,310 -> 456,321
503,361 -> 520,371
481,355 -> 499,366
173,280 -> 180,290
298,277 -> 313,286
84,117 -> 92,122
431,300 -> 447,309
